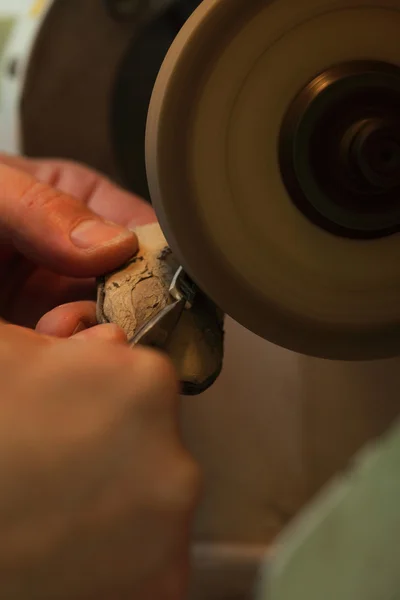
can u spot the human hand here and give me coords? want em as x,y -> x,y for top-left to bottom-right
0,154 -> 155,334
0,323 -> 200,600
0,155 -> 200,600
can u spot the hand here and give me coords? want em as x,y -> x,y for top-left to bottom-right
0,155 -> 200,599
0,323 -> 200,600
0,154 -> 155,334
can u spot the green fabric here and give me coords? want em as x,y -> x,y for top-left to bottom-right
257,417 -> 400,600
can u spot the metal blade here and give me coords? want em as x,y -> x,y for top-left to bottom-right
130,297 -> 185,349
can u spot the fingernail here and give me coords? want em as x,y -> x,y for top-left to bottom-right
127,215 -> 157,230
70,219 -> 133,249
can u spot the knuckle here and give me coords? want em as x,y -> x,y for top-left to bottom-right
43,341 -> 113,378
0,325 -> 48,357
76,339 -> 128,364
19,180 -> 62,212
60,345 -> 129,393
35,163 -> 63,189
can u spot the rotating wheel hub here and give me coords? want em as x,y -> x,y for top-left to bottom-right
145,0 -> 400,360
279,60 -> 400,239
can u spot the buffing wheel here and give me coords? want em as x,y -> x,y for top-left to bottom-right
145,0 -> 400,360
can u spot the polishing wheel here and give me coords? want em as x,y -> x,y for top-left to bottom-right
145,0 -> 400,360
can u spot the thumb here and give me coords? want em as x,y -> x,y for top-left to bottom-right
0,163 -> 138,277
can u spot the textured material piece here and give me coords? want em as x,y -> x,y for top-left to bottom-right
256,416 -> 400,600
97,223 -> 224,395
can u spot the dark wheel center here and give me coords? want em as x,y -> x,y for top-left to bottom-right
279,61 -> 400,239
343,118 -> 400,189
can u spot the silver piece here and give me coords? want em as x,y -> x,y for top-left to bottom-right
130,296 -> 186,348
169,265 -> 197,308
130,266 -> 197,349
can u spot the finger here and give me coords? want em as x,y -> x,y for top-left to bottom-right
0,162 -> 138,277
36,301 -> 98,337
73,323 -> 128,343
0,319 -> 126,359
0,322 -> 56,360
37,302 -> 128,344
4,266 -> 96,329
0,322 -> 50,343
0,154 -> 156,227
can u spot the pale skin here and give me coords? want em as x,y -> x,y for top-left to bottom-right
0,154 -> 201,600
